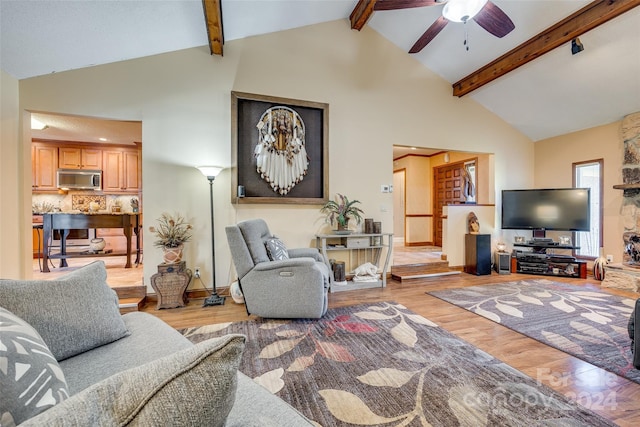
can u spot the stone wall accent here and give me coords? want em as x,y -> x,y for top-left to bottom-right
602,265 -> 640,292
619,112 -> 640,265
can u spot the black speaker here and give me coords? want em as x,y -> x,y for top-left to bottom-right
495,252 -> 511,274
464,234 -> 491,276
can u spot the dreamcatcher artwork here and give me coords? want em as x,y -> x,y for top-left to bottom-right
254,106 -> 309,195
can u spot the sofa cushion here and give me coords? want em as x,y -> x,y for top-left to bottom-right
265,237 -> 289,261
0,307 -> 69,427
21,334 -> 246,427
0,261 -> 129,361
60,311 -> 193,395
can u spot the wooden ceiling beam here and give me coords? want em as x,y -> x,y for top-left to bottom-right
453,0 -> 640,97
350,0 -> 378,30
202,0 -> 224,56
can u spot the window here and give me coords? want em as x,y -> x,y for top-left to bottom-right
573,160 -> 603,258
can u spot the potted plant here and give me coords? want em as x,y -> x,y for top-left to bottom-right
148,212 -> 193,264
320,193 -> 364,232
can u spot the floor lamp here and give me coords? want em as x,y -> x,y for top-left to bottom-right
197,166 -> 225,307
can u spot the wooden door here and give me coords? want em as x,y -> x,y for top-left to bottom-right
433,163 -> 466,246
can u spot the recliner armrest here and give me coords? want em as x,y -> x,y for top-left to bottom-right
288,248 -> 323,262
252,257 -> 316,272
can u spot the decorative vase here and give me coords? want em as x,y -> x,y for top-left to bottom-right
230,281 -> 244,304
162,244 -> 184,264
89,238 -> 106,252
593,247 -> 607,281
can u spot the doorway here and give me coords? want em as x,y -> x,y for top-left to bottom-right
29,111 -> 143,285
392,147 -> 488,268
393,169 -> 405,244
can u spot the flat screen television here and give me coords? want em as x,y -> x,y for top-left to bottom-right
501,188 -> 591,232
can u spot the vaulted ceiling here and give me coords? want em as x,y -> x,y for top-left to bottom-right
2,0 -> 639,142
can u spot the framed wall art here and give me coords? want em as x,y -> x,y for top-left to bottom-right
231,91 -> 329,204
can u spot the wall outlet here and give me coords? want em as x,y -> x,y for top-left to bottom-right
606,254 -> 613,263
194,267 -> 200,278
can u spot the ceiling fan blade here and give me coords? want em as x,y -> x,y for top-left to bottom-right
409,16 -> 449,53
374,0 -> 440,11
473,1 -> 515,38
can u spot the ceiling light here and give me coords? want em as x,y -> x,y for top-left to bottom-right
442,0 -> 488,23
99,137 -> 107,141
31,117 -> 48,130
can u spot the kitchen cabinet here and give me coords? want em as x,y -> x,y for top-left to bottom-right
59,147 -> 102,169
96,225 -> 143,254
102,148 -> 141,193
32,143 -> 59,191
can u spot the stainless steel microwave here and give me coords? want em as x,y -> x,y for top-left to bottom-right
56,169 -> 102,190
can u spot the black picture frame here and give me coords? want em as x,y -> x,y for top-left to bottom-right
231,91 -> 329,204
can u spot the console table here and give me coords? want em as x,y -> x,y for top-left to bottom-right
42,213 -> 141,272
316,232 -> 393,293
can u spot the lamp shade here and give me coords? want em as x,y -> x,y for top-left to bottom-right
196,166 -> 223,178
442,0 -> 488,23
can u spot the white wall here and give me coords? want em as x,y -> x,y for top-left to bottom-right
443,205 -> 496,267
0,70 -> 23,278
535,121 -> 625,263
6,20 -> 533,287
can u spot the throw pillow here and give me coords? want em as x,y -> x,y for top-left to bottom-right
265,237 -> 289,261
0,261 -> 130,361
0,307 -> 69,427
20,335 -> 246,427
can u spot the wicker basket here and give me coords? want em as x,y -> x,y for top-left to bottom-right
150,262 -> 191,309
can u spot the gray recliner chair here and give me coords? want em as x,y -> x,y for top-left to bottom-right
225,219 -> 329,319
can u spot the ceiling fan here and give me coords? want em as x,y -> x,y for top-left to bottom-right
372,0 -> 515,53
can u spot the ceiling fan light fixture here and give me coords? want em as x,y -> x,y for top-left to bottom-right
442,0 -> 489,23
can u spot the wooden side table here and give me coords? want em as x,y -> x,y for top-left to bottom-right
150,261 -> 192,309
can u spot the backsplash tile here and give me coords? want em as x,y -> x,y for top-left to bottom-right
72,195 -> 106,210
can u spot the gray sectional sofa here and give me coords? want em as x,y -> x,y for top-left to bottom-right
0,261 -> 313,426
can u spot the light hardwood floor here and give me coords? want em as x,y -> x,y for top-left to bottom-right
32,257 -> 640,426
146,273 -> 640,427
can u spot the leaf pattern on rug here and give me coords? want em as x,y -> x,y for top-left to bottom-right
318,390 -> 399,425
254,310 -> 377,371
180,322 -> 232,338
357,367 -> 419,388
181,301 -> 619,426
541,330 -> 586,355
253,368 -> 284,393
429,279 -> 640,385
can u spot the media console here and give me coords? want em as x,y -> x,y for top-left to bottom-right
510,242 -> 587,279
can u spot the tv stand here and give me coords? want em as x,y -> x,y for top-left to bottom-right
511,242 -> 586,278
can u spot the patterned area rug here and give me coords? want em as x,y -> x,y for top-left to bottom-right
429,279 -> 640,385
181,302 -> 615,426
